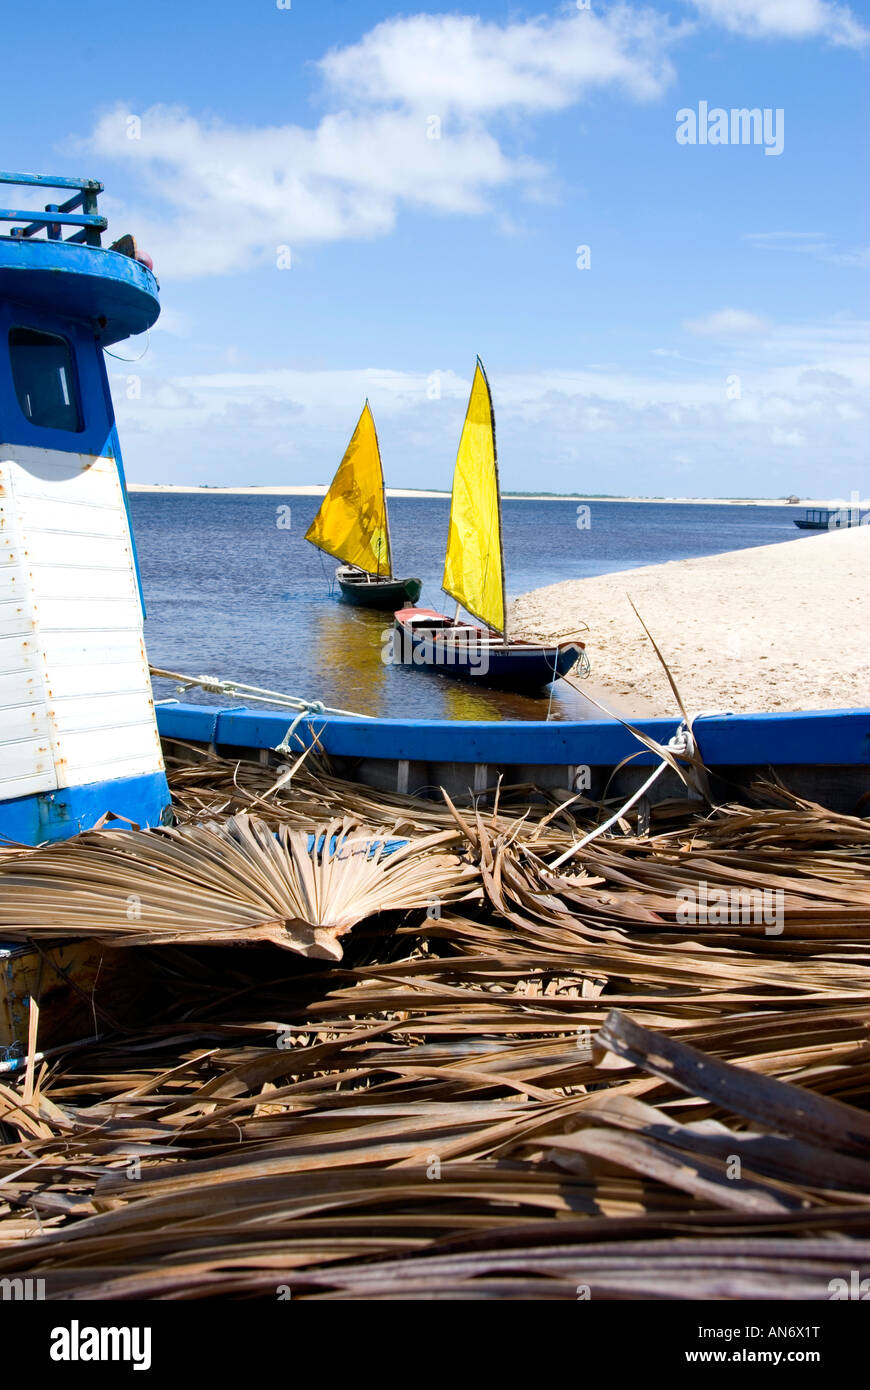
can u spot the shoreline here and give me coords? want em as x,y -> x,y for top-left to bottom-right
512,526 -> 870,717
127,483 -> 835,507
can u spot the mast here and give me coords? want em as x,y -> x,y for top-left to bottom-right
369,399 -> 392,579
478,356 -> 506,638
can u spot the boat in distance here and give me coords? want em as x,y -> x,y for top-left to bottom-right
794,507 -> 863,530
393,357 -> 588,692
392,606 -> 584,689
305,401 -> 422,609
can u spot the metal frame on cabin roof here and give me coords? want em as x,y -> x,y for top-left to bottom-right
0,172 -> 105,246
0,172 -> 160,346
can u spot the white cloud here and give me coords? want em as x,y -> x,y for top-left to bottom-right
113,317 -> 870,498
76,8 -> 681,279
770,426 -> 808,446
744,231 -> 870,268
744,231 -> 829,254
147,306 -> 192,338
831,246 -> 870,269
85,104 -> 534,277
687,0 -> 868,46
684,308 -> 772,337
74,4 -> 867,280
319,9 -> 678,114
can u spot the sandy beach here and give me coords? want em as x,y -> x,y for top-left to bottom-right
512,526 -> 870,717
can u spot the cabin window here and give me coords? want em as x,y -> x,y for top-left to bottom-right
8,328 -> 82,432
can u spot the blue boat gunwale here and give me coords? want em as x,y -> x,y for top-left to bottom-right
155,703 -> 870,769
0,238 -> 160,346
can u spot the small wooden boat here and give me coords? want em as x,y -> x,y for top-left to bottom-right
305,402 -> 422,609
336,565 -> 422,609
392,606 -> 583,688
393,359 -> 585,692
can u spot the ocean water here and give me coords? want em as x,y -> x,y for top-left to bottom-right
132,493 -> 812,721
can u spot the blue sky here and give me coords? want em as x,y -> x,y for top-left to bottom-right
5,0 -> 869,497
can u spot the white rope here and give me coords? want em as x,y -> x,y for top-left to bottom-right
274,703 -> 327,756
546,636 -> 590,721
549,759 -> 670,868
149,666 -> 364,719
548,712 -> 731,869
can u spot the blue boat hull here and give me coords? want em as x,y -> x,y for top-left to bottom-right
0,772 -> 172,847
392,609 -> 584,692
397,639 -> 582,689
155,704 -> 870,814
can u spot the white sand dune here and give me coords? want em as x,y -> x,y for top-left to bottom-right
512,526 -> 870,716
127,484 -> 837,505
126,483 -> 448,498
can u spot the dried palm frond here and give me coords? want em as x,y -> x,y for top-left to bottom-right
0,814 -> 479,960
434,788 -> 870,947
700,781 -> 870,849
1,749 -> 869,1300
162,746 -> 632,850
2,998 -> 870,1300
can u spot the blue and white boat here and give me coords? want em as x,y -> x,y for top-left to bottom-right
0,171 -> 170,846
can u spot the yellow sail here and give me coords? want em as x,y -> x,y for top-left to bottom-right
304,402 -> 391,576
442,359 -> 506,634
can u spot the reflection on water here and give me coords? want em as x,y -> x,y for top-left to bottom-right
310,603 -> 389,713
133,493 -> 807,723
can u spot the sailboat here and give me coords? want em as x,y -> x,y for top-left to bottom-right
393,359 -> 586,691
305,402 -> 422,609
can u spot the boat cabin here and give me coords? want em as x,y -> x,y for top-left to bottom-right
0,172 -> 170,844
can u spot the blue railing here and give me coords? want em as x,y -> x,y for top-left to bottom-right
0,172 -> 107,247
